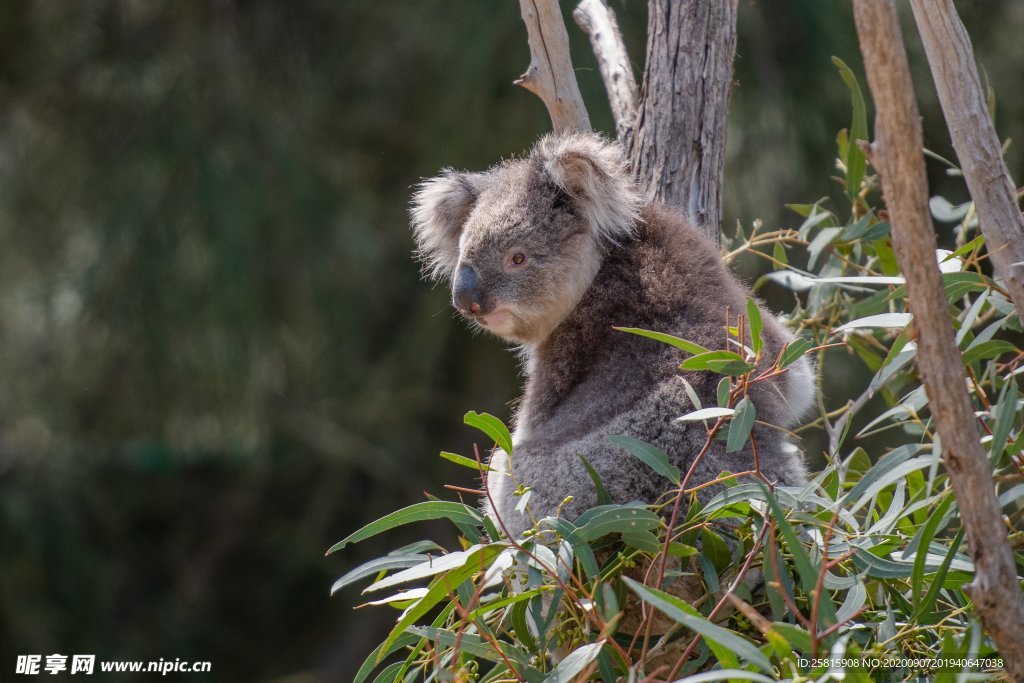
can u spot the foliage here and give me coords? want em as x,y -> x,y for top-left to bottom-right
333,67 -> 1024,681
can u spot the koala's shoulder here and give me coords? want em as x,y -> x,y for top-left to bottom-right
587,202 -> 742,318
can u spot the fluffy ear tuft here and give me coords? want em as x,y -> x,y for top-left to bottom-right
409,170 -> 485,279
534,132 -> 642,246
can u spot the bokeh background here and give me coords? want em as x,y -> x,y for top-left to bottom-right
2,1 -> 1022,680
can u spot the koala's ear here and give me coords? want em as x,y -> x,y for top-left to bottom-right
534,132 -> 642,246
410,170 -> 486,279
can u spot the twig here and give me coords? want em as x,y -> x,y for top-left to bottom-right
573,0 -> 638,145
516,0 -> 591,132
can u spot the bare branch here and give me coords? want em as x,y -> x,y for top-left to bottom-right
573,0 -> 638,146
630,0 -> 738,243
516,0 -> 592,133
909,0 -> 1024,315
852,2 -> 1024,677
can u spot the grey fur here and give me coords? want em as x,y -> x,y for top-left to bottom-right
411,132 -> 814,540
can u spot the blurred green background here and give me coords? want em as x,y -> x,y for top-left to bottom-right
1,1 -> 1021,680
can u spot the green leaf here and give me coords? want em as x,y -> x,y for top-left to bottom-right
353,632 -> 422,683
364,544 -> 496,593
682,350 -> 755,376
377,544 -> 502,661
990,381 -> 1020,461
945,234 -> 985,260
668,542 -> 698,559
622,529 -> 662,553
772,241 -> 788,267
543,642 -> 603,683
807,226 -> 842,270
613,327 -> 710,355
370,662 -> 404,683
841,444 -> 923,511
778,338 -> 814,368
682,350 -> 745,368
716,377 -> 731,408
747,298 -> 763,355
726,397 -> 756,453
608,435 -> 681,485
874,237 -> 901,276
510,600 -> 538,652
574,504 -> 661,541
762,487 -> 817,595
833,56 -> 868,199
851,547 -> 917,578
675,406 -> 736,422
622,577 -> 772,673
406,626 -> 505,662
701,528 -> 731,573
915,528 -> 966,621
761,484 -> 838,629
464,411 -> 513,456
327,501 -> 484,553
331,554 -> 430,594
578,454 -> 611,505
834,312 -> 913,332
961,339 -> 1017,365
439,450 -> 492,472
911,494 -> 955,612
771,623 -> 813,654
464,587 -> 544,623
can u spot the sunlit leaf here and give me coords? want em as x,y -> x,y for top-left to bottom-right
675,406 -> 735,422
726,397 -> 756,453
328,502 -> 484,553
464,411 -> 513,456
835,313 -> 913,332
613,327 -> 709,355
542,642 -> 603,683
747,298 -> 763,355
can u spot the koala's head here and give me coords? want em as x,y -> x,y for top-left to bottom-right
410,132 -> 641,345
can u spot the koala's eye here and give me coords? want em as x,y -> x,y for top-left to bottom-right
511,252 -> 527,266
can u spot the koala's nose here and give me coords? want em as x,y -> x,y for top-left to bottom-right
453,264 -> 485,314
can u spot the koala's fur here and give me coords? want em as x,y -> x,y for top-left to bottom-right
411,132 -> 814,540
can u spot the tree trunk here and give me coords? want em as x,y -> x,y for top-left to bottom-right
629,0 -> 738,243
852,2 -> 1024,678
908,0 -> 1024,315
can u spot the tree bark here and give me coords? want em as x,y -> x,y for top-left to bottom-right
908,0 -> 1024,315
629,0 -> 738,243
852,2 -> 1024,678
572,0 -> 638,147
516,0 -> 592,133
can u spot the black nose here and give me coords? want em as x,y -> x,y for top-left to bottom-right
453,264 -> 484,314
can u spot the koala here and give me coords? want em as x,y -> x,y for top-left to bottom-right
411,132 -> 815,541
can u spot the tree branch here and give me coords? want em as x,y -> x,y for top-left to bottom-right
516,0 -> 592,133
908,0 -> 1024,315
629,0 -> 738,243
573,0 -> 638,146
852,2 -> 1024,678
